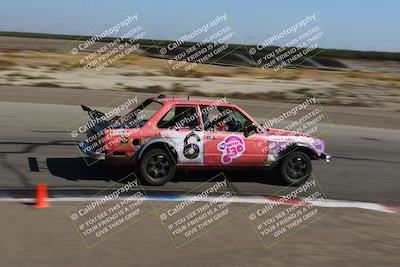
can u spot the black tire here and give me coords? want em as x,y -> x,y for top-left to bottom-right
139,148 -> 176,186
278,151 -> 312,186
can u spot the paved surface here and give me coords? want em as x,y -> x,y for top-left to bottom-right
0,86 -> 399,204
1,85 -> 399,130
0,202 -> 398,267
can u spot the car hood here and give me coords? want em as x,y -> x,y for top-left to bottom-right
263,128 -> 325,157
266,128 -> 308,137
265,127 -> 318,144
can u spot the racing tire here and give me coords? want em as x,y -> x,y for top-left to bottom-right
139,148 -> 176,186
278,151 -> 312,186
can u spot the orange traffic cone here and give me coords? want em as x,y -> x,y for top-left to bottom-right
35,183 -> 49,208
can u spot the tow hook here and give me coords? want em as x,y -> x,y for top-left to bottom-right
325,154 -> 331,163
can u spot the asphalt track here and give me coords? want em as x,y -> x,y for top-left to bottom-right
0,85 -> 399,204
1,202 -> 398,267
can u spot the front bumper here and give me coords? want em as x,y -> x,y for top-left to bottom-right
320,153 -> 332,163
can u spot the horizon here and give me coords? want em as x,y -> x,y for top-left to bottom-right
1,0 -> 399,53
1,30 -> 398,55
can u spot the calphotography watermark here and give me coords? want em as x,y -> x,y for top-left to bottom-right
158,95 -> 229,165
67,175 -> 152,248
159,14 -> 236,74
69,13 -> 147,71
254,95 -> 333,163
67,94 -> 147,166
246,175 -> 332,250
248,13 -> 326,72
157,174 -> 244,248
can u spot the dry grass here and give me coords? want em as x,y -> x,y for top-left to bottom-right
1,49 -> 399,108
120,71 -> 160,77
163,69 -> 205,78
0,59 -> 16,70
1,50 -> 400,83
7,72 -> 53,79
32,82 -> 61,88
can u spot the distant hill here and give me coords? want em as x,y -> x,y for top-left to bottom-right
1,31 -> 399,62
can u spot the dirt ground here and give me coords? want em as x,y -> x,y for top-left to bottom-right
1,49 -> 400,110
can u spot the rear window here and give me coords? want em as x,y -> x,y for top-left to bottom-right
157,106 -> 199,129
118,99 -> 162,128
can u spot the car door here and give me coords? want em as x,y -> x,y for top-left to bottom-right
201,105 -> 268,166
156,104 -> 205,165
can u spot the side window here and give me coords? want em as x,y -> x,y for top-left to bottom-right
200,105 -> 253,132
157,106 -> 199,129
200,105 -> 225,131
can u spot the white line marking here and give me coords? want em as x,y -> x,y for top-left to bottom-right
0,195 -> 397,213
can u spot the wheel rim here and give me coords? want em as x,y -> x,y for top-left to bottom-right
285,156 -> 309,180
146,154 -> 171,179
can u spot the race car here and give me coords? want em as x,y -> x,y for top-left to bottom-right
78,94 -> 331,186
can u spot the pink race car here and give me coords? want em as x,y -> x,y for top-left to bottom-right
78,94 -> 331,185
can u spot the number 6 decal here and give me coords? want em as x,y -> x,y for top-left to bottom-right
183,132 -> 200,159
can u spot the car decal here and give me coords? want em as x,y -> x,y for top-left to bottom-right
160,130 -> 204,164
217,134 -> 246,164
120,136 -> 129,145
110,129 -> 130,136
183,132 -> 201,159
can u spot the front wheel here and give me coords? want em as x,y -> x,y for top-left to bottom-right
139,148 -> 176,186
278,151 -> 312,186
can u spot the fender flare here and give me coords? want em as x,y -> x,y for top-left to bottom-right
135,137 -> 177,161
276,143 -> 319,161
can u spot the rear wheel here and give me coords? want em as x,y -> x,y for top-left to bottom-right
139,148 -> 176,186
278,151 -> 312,186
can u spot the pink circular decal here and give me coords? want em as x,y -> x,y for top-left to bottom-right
217,135 -> 246,164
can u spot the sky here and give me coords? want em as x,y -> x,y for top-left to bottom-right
0,0 -> 399,52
